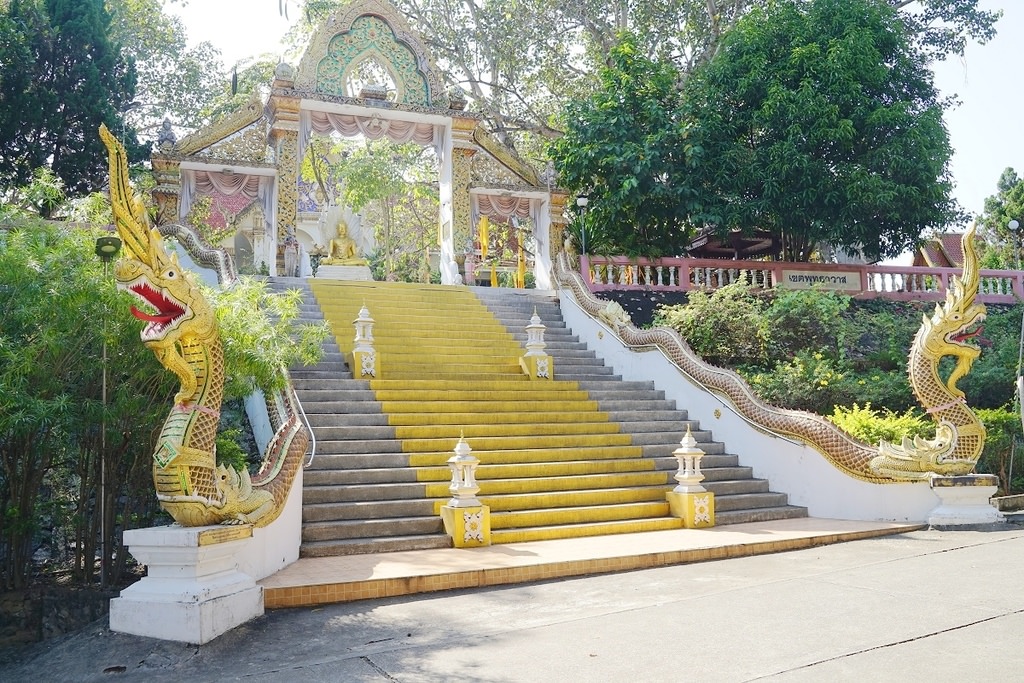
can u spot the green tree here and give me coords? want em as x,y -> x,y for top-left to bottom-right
0,221 -> 176,588
0,0 -> 140,204
550,34 -> 700,257
302,136 -> 440,281
975,167 -> 1024,270
105,0 -> 226,140
281,1 -> 997,154
0,215 -> 326,589
681,0 -> 961,262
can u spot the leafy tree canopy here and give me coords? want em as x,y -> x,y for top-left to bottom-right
0,0 -> 140,206
975,167 -> 1024,269
278,0 -> 998,156
105,0 -> 227,141
549,35 -> 700,257
681,0 -> 963,262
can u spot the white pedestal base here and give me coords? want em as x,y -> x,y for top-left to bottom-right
109,525 -> 263,644
316,265 -> 372,280
927,475 -> 1005,527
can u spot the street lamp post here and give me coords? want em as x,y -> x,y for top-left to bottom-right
1010,220 -> 1024,491
575,195 -> 589,256
95,235 -> 121,588
1009,219 -> 1020,271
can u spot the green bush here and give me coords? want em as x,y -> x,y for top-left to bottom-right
975,405 -> 1024,494
957,305 -> 1023,409
742,351 -> 856,415
654,281 -> 769,366
215,428 -> 249,473
764,288 -> 851,362
828,403 -> 930,445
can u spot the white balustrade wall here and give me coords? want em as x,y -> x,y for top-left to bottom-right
582,255 -> 1024,304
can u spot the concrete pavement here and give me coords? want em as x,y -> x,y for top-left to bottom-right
5,524 -> 1024,682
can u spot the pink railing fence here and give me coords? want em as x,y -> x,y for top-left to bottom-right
581,255 -> 1024,305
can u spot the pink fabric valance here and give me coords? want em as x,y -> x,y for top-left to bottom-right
475,194 -> 533,220
300,110 -> 441,160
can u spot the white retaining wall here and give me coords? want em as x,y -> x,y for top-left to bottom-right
558,288 -> 939,522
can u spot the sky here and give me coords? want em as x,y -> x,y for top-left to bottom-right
167,0 -> 1023,223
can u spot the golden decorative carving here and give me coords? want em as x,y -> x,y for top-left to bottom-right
472,127 -> 540,186
471,154 -> 528,187
201,125 -> 270,163
452,148 -> 474,252
150,155 -> 181,225
597,300 -> 631,329
175,91 -> 265,157
274,130 -> 298,239
101,124 -> 308,526
870,225 -> 987,479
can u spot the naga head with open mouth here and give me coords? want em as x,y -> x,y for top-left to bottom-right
115,247 -> 214,350
918,223 -> 987,398
100,124 -> 218,401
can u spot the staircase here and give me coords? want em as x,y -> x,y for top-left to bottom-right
272,278 -> 806,558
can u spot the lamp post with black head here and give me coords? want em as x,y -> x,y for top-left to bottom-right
94,235 -> 121,587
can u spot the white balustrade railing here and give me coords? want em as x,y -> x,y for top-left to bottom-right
581,255 -> 1024,304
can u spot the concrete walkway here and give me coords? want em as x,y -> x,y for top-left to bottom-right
6,520 -> 1024,682
260,518 -> 917,608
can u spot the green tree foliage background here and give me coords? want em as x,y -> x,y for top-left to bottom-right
975,167 -> 1024,269
0,0 -> 141,203
0,222 -> 175,589
552,0 -> 966,262
551,36 -> 700,257
682,0 -> 963,262
0,219 -> 327,589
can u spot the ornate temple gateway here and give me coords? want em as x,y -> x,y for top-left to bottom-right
150,0 -> 567,287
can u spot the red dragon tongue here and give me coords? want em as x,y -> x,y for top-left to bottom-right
952,325 -> 983,343
130,305 -> 175,324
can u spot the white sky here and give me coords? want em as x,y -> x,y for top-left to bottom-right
167,0 -> 1023,222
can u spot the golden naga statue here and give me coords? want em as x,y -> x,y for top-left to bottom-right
99,124 -> 308,526
321,220 -> 367,265
869,224 -> 987,479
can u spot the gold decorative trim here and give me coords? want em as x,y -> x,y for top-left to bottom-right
175,91 -> 266,157
472,127 -> 540,187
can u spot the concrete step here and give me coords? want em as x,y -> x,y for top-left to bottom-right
715,506 -> 809,525
490,517 -> 683,544
490,501 -> 670,530
299,535 -> 451,558
302,516 -> 444,542
303,498 -> 436,521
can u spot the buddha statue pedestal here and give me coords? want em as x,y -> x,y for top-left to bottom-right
316,264 -> 373,280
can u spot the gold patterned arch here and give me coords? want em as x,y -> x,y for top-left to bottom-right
295,0 -> 448,107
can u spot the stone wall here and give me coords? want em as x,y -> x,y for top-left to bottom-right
0,586 -> 116,649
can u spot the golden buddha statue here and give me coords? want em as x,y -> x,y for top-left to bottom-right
322,220 -> 367,265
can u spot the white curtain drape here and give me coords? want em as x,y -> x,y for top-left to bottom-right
299,110 -> 442,160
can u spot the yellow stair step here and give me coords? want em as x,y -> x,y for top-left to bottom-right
381,400 -> 600,414
407,445 -> 644,466
422,472 -> 671,494
396,422 -> 621,440
387,411 -> 607,426
490,518 -> 683,543
489,501 -> 672,530
400,433 -> 633,453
